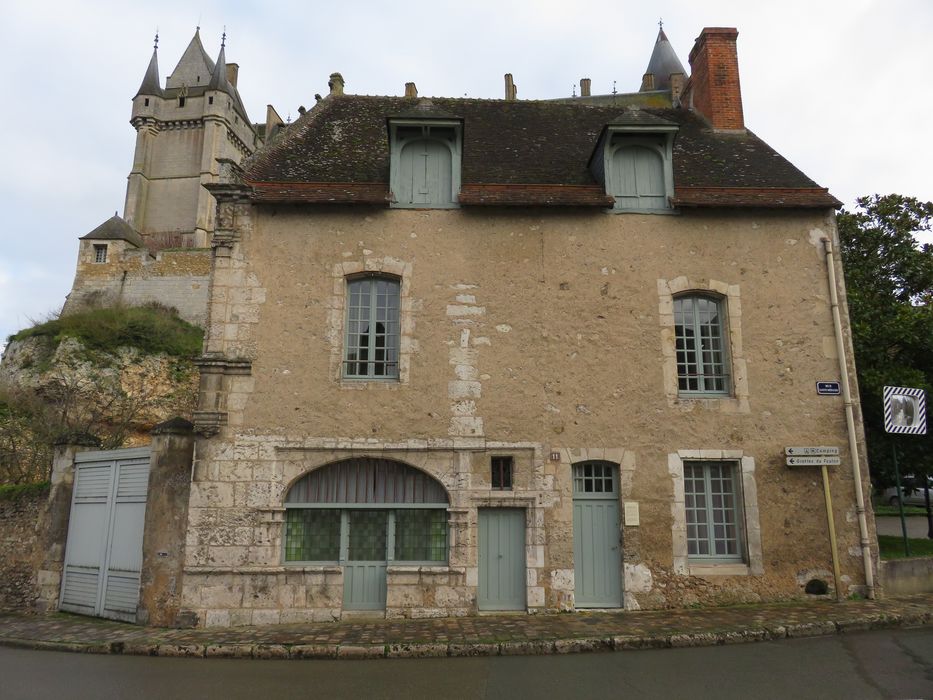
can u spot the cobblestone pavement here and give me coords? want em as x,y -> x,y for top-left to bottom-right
1,594 -> 931,659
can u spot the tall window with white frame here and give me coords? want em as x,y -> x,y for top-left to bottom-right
674,294 -> 730,395
344,275 -> 400,380
684,460 -> 744,562
93,244 -> 108,263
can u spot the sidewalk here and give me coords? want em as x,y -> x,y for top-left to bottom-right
1,594 -> 931,660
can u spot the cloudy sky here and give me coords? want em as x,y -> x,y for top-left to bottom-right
1,0 -> 931,344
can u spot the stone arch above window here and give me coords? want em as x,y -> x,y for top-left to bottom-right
658,276 -> 749,412
284,458 -> 449,565
285,457 -> 449,505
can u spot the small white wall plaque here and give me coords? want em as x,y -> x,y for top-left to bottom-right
624,501 -> 640,527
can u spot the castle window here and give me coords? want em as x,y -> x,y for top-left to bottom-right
674,294 -> 730,395
178,96 -> 186,108
491,456 -> 514,490
93,244 -> 108,264
344,275 -> 400,380
389,120 -> 461,209
144,98 -> 149,107
208,96 -> 213,105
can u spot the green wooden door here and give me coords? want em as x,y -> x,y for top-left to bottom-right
478,508 -> 526,611
398,139 -> 452,206
573,462 -> 622,608
343,510 -> 388,610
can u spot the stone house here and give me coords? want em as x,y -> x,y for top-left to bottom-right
170,26 -> 879,626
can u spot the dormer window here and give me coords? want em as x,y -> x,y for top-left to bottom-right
592,119 -> 678,213
389,121 -> 461,208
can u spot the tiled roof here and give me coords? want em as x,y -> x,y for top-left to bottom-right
243,95 -> 838,208
79,216 -> 145,248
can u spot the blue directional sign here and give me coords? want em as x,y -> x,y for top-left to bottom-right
816,381 -> 841,396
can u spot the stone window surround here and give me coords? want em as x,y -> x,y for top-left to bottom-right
668,450 -> 763,577
658,276 -> 749,413
328,258 -> 415,387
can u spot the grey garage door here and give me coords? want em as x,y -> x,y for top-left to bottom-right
59,447 -> 150,622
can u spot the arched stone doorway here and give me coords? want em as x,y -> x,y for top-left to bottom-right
283,458 -> 449,611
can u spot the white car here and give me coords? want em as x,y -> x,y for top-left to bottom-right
880,476 -> 933,507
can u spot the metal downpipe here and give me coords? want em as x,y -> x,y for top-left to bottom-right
823,237 -> 875,598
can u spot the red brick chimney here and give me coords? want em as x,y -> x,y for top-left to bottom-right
687,27 -> 744,131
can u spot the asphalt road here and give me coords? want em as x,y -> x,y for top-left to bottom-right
1,627 -> 931,699
876,515 -> 933,538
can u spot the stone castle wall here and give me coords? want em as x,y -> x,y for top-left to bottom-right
179,204 -> 877,626
63,242 -> 211,327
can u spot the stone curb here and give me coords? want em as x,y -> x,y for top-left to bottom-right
0,610 -> 930,660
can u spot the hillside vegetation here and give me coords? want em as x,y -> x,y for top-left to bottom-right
1,305 -> 202,484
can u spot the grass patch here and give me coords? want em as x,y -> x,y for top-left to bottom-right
873,505 -> 928,517
9,305 -> 203,359
0,481 -> 50,501
878,534 -> 933,559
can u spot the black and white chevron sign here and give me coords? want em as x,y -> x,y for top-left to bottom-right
883,385 -> 927,435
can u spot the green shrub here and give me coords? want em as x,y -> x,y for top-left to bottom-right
9,305 -> 203,358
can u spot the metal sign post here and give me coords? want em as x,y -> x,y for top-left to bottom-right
883,386 -> 928,555
784,446 -> 843,600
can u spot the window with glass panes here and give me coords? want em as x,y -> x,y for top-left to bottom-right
684,461 -> 743,561
283,458 -> 449,564
491,456 -> 513,490
344,276 -> 400,379
572,461 -> 616,495
674,294 -> 730,394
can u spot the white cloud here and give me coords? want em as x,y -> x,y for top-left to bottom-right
1,0 -> 931,343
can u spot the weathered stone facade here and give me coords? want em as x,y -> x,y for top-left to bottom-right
180,203 -> 877,626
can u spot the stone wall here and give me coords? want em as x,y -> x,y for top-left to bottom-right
0,485 -> 47,611
63,244 -> 211,327
181,204 -> 876,626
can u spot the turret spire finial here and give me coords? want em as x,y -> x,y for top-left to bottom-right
153,31 -> 159,50
221,27 -> 226,48
659,17 -> 663,29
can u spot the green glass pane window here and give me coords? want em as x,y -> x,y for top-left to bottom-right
284,509 -> 341,562
674,295 -> 730,394
345,277 -> 400,379
394,509 -> 447,562
347,510 -> 389,561
684,461 -> 743,560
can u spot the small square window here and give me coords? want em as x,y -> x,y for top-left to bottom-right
491,456 -> 513,490
93,244 -> 107,263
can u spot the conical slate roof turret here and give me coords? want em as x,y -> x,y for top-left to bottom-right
134,34 -> 163,98
643,27 -> 687,91
207,33 -> 252,124
166,28 -> 215,89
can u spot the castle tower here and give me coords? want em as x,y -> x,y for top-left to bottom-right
124,30 -> 261,249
